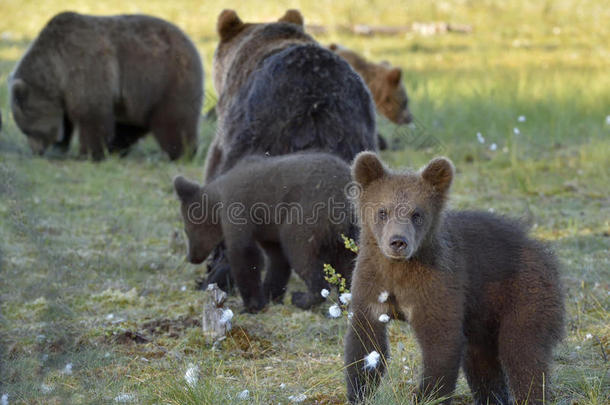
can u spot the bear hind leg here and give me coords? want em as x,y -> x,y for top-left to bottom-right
499,319 -> 553,405
226,239 -> 267,313
463,343 -> 511,405
151,109 -> 198,160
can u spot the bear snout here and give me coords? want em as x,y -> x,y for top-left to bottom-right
389,235 -> 409,256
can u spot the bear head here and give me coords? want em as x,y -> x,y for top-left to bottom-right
351,152 -> 453,260
372,66 -> 413,125
213,9 -> 305,95
173,176 -> 223,264
9,77 -> 64,155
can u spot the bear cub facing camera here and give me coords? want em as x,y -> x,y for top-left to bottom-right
345,152 -> 564,404
174,152 -> 357,313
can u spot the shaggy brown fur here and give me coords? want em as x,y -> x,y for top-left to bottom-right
345,152 -> 564,405
329,43 -> 412,125
9,12 -> 203,160
175,152 -> 357,313
204,9 -> 376,182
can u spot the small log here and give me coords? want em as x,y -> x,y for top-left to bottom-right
202,283 -> 233,344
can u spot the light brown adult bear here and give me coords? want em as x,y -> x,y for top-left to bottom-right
174,152 -> 357,313
204,9 -> 376,182
9,12 -> 203,160
345,152 -> 564,404
329,44 -> 412,125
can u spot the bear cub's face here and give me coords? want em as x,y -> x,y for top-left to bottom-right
352,153 -> 453,261
10,78 -> 64,155
173,176 -> 223,264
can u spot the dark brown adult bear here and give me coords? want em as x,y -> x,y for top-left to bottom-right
203,9 -> 377,181
345,152 -> 564,404
174,152 -> 357,313
202,10 -> 376,291
9,12 -> 203,160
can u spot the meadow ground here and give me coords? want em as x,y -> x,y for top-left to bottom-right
0,1 -> 608,404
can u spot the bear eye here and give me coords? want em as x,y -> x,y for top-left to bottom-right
378,208 -> 388,221
412,212 -> 423,226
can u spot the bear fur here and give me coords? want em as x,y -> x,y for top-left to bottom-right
329,44 -> 412,125
175,152 -> 357,313
202,10 -> 377,292
345,152 -> 564,404
9,12 -> 203,160
204,9 -> 377,182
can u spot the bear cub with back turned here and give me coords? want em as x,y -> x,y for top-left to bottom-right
345,152 -> 564,404
174,152 -> 357,313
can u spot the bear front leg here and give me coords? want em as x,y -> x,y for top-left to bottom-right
77,114 -> 114,161
260,242 -> 291,303
411,310 -> 464,404
345,307 -> 389,404
225,240 -> 266,313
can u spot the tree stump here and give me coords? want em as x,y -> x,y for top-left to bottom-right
202,283 -> 233,344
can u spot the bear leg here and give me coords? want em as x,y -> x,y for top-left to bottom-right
410,310 -> 464,404
151,110 -> 198,160
345,307 -> 389,404
462,343 -> 511,405
225,239 -> 266,313
288,255 -> 326,310
77,114 -> 113,161
260,242 -> 291,303
498,318 -> 553,404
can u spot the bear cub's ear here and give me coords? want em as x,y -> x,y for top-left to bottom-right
352,152 -> 386,188
278,9 -> 304,26
421,157 -> 454,194
173,175 -> 200,201
386,68 -> 402,86
217,9 -> 244,41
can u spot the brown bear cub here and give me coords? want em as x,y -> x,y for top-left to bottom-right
174,152 -> 357,313
345,152 -> 564,404
9,12 -> 203,160
329,44 -> 412,125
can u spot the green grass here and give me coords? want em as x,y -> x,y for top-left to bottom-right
1,0 -> 609,404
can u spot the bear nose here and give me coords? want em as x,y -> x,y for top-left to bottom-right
389,235 -> 408,252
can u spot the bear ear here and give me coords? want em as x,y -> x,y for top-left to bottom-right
352,152 -> 387,188
278,9 -> 304,26
217,9 -> 244,41
10,78 -> 28,110
174,175 -> 200,201
386,68 -> 402,86
421,157 -> 454,194
329,43 -> 338,51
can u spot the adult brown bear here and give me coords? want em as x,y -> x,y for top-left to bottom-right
9,12 -> 203,160
203,10 -> 377,290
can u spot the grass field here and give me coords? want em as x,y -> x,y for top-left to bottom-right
0,0 -> 609,404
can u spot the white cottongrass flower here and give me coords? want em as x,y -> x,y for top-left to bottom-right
288,393 -> 307,402
328,304 -> 342,318
605,115 -> 610,125
347,311 -> 354,320
320,288 -> 330,298
378,314 -> 390,323
279,383 -> 286,389
489,143 -> 497,151
585,333 -> 593,340
339,293 -> 352,305
378,291 -> 389,303
41,384 -> 53,394
476,132 -> 485,144
363,351 -> 381,370
513,127 -> 520,135
114,393 -> 135,403
219,309 -> 234,325
237,389 -> 250,400
106,313 -> 114,320
63,363 -> 73,375
1,394 -> 8,405
184,364 -> 199,388
575,345 -> 581,350
180,285 -> 187,291
518,115 -> 526,122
